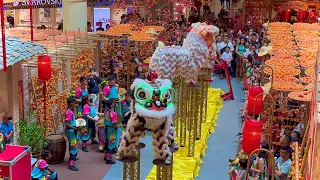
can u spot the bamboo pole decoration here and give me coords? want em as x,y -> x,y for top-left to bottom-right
301,138 -> 311,176
65,30 -> 69,45
301,123 -> 310,155
294,142 -> 300,180
253,93 -> 275,150
52,35 -> 57,50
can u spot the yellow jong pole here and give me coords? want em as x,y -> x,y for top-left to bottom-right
154,159 -> 173,180
179,79 -> 187,147
174,78 -> 181,137
121,143 -> 145,180
188,85 -> 200,157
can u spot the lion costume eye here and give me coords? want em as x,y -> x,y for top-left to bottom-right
135,88 -> 151,104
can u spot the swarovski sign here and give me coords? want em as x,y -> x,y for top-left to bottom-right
12,0 -> 62,6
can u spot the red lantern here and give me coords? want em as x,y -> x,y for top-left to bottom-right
297,11 -> 306,22
38,55 -> 51,81
242,120 -> 263,154
247,86 -> 263,115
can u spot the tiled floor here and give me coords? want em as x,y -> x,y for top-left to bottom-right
50,143 -> 112,180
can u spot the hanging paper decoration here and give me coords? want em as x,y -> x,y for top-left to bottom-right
247,86 -> 263,115
38,55 -> 52,80
242,120 -> 263,154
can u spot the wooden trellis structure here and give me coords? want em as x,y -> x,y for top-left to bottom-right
22,32 -> 97,134
92,28 -> 163,90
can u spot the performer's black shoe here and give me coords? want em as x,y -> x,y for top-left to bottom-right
82,147 -> 89,152
68,165 -> 79,171
106,160 -> 116,164
91,140 -> 99,145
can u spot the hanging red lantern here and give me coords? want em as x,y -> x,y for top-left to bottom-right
38,55 -> 52,80
297,11 -> 304,22
247,86 -> 263,115
242,120 -> 263,154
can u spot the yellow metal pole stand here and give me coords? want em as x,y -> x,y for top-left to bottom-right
121,143 -> 145,180
174,78 -> 181,137
179,78 -> 187,147
188,85 -> 201,157
153,156 -> 173,180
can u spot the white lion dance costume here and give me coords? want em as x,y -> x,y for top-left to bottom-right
117,78 -> 176,164
149,22 -> 219,84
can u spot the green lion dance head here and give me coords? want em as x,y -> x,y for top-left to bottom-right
130,79 -> 175,118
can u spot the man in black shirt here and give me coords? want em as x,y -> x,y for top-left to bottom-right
96,22 -> 104,31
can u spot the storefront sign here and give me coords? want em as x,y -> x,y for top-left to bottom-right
281,1 -> 308,11
13,0 -> 61,6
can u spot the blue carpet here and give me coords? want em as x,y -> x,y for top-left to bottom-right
196,77 -> 244,180
104,77 -> 243,180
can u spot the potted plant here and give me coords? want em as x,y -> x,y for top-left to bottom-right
16,112 -> 48,157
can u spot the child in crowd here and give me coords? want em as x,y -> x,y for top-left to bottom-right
75,76 -> 89,117
221,46 -> 233,77
246,62 -> 253,86
134,66 -> 144,79
31,150 -> 57,180
104,99 -> 119,164
121,92 -> 132,126
65,97 -> 80,171
102,75 -> 120,108
81,95 -> 104,152
235,159 -> 247,180
1,112 -> 14,144
229,150 -> 248,178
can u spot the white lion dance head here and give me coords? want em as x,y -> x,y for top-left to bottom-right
149,22 -> 219,84
117,78 -> 177,165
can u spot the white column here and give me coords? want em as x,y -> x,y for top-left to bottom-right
62,0 -> 87,31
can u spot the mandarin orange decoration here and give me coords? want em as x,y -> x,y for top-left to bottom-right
305,68 -> 314,76
306,83 -> 313,91
300,76 -> 313,84
271,75 -> 298,83
288,91 -> 312,101
265,59 -> 299,67
272,82 -> 305,91
264,66 -> 300,76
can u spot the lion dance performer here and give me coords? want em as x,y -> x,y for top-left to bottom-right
117,78 -> 176,165
149,22 -> 219,84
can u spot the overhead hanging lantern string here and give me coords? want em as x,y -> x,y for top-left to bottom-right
29,0 -> 33,41
0,0 -> 7,72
